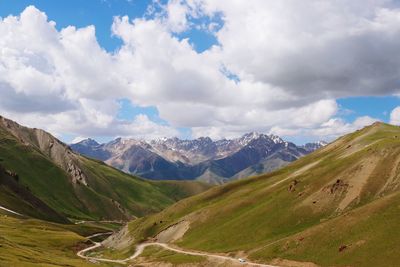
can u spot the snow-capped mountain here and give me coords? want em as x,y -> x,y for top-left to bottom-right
71,133 -> 326,184
301,141 -> 329,152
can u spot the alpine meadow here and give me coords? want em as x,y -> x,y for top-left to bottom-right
0,1 -> 400,266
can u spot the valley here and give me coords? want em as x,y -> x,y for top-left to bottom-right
0,116 -> 210,266
1,2 -> 399,266
1,118 -> 400,267
89,122 -> 400,267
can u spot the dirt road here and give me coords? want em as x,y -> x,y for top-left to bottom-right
77,238 -> 277,266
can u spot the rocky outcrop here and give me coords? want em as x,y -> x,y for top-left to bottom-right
102,225 -> 134,250
67,161 -> 88,186
288,179 -> 299,192
324,179 -> 348,194
111,199 -> 126,215
0,116 -> 89,186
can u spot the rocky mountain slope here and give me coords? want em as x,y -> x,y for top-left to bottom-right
107,122 -> 400,266
72,133 -> 326,184
0,115 -> 210,222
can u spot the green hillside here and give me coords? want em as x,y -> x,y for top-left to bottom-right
0,116 -> 210,221
116,122 -> 400,266
0,163 -> 68,223
0,210 -> 114,267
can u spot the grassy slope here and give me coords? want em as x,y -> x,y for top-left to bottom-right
0,212 -> 114,267
0,123 -> 210,221
0,128 -> 86,219
253,192 -> 400,267
0,164 -> 68,223
138,245 -> 206,265
80,157 -> 210,219
122,122 -> 400,266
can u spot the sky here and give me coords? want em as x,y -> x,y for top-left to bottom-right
0,0 -> 400,145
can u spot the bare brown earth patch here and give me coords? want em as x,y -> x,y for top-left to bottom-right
338,157 -> 378,210
337,124 -> 382,159
299,156 -> 378,212
103,224 -> 134,250
155,221 -> 190,243
377,153 -> 400,196
338,139 -> 380,159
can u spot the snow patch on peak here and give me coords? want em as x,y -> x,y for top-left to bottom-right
154,137 -> 169,143
316,141 -> 328,146
268,134 -> 284,144
238,132 -> 262,145
242,132 -> 261,139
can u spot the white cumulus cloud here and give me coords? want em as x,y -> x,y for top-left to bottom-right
0,2 -> 399,142
390,106 -> 400,125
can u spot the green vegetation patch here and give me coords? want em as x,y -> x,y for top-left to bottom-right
250,193 -> 400,267
0,215 -> 102,267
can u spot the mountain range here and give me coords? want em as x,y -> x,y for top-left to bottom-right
71,133 -> 326,184
0,115 -> 209,222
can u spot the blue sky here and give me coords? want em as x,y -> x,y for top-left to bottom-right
337,96 -> 399,123
0,1 -> 399,144
0,0 -> 148,51
0,0 -> 219,52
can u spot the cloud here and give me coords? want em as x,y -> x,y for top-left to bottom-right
0,107 -> 178,140
110,14 -> 339,132
165,0 -> 190,33
195,0 -> 400,97
307,116 -> 380,140
189,99 -> 338,139
0,5 -> 128,119
390,106 -> 400,125
71,136 -> 88,144
109,0 -> 400,138
0,3 -> 399,142
0,6 -> 176,139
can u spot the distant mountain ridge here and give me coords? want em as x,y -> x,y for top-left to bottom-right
71,133 -> 326,184
0,115 -> 210,222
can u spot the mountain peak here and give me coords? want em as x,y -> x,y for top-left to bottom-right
372,121 -> 384,126
239,132 -> 262,145
242,132 -> 261,139
75,138 -> 99,146
267,134 -> 285,144
154,137 -> 169,142
301,141 -> 327,152
196,136 -> 213,143
368,121 -> 392,130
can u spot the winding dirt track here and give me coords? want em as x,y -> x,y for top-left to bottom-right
76,162 -> 319,267
77,236 -> 277,267
0,204 -> 276,266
